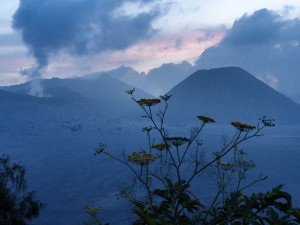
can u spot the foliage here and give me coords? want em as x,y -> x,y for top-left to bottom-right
83,206 -> 109,225
0,154 -> 44,225
95,90 -> 300,225
208,185 -> 300,224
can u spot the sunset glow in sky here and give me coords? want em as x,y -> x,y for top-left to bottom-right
1,0 -> 300,85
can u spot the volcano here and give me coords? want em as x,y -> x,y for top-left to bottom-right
167,67 -> 300,125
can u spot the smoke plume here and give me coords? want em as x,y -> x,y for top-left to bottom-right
13,0 -> 161,95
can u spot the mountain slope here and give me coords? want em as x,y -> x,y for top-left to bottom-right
141,61 -> 195,96
292,92 -> 300,104
0,88 -> 105,134
1,75 -> 152,119
167,67 -> 300,125
0,75 -> 153,136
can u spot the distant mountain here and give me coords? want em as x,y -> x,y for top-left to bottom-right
167,67 -> 300,125
0,75 -> 152,134
84,66 -> 145,85
2,75 -> 151,116
83,61 -> 195,96
140,61 -> 195,96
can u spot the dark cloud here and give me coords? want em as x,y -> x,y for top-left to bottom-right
222,9 -> 282,45
195,9 -> 300,95
13,0 -> 160,71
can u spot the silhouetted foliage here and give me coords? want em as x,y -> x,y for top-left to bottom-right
0,155 -> 44,225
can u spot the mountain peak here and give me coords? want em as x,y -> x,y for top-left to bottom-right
167,67 -> 300,125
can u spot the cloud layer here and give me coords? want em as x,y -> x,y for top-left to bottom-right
13,0 -> 160,70
195,9 -> 300,95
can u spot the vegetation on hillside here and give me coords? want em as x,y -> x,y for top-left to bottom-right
93,89 -> 300,225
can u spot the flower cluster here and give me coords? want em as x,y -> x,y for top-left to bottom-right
160,94 -> 172,101
218,162 -> 236,170
260,116 -> 275,127
152,143 -> 170,151
128,151 -> 157,165
94,143 -> 107,155
197,115 -> 215,123
165,136 -> 191,147
142,126 -> 153,133
231,121 -> 256,132
218,160 -> 255,171
238,160 -> 255,169
137,98 -> 161,106
125,88 -> 135,95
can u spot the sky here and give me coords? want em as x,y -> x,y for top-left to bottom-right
1,0 -> 300,94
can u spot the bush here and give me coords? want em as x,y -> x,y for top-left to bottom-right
0,154 -> 44,225
95,90 -> 300,225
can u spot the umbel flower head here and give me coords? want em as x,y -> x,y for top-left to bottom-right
137,98 -> 161,106
260,116 -> 275,127
142,126 -> 153,133
128,151 -> 157,165
125,88 -> 135,95
218,161 -> 236,170
160,94 -> 172,101
197,115 -> 215,123
165,137 -> 191,147
231,121 -> 256,132
218,160 -> 255,171
152,143 -> 171,151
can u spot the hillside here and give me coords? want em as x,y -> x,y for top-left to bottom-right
0,75 -> 154,138
292,92 -> 300,104
1,75 -> 152,120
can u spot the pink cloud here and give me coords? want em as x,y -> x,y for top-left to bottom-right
99,28 -> 226,72
39,29 -> 226,93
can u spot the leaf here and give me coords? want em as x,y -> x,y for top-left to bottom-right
153,189 -> 170,201
266,186 -> 292,211
164,177 -> 174,189
129,197 -> 145,210
185,199 -> 202,213
292,209 -> 300,221
133,208 -> 156,225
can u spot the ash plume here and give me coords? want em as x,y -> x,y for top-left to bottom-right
12,0 -> 161,95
